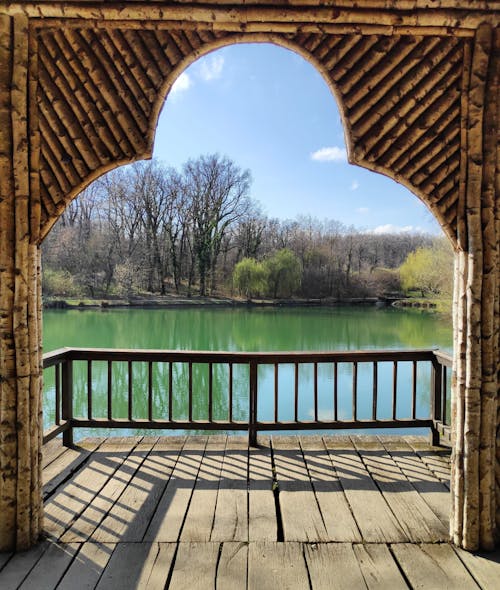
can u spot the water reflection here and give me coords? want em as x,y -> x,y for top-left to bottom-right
43,306 -> 452,438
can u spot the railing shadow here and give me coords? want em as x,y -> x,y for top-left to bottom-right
42,436 -> 451,547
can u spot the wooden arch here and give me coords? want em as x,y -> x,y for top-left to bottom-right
0,1 -> 498,552
35,28 -> 465,243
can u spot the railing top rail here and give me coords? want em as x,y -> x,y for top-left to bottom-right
433,349 -> 453,367
43,347 -> 72,367
43,346 -> 441,364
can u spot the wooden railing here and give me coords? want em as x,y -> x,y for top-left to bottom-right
43,347 -> 452,447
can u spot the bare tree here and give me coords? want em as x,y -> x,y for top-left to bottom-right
182,154 -> 251,295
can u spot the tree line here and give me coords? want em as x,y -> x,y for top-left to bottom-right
42,156 -> 452,300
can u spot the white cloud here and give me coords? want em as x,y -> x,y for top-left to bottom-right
357,207 -> 369,214
170,72 -> 191,96
198,55 -> 225,81
350,180 -> 360,191
310,146 -> 347,163
368,224 -> 425,235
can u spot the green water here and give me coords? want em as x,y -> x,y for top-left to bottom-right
44,305 -> 452,353
43,306 -> 452,437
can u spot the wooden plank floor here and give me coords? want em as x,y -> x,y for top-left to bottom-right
1,435 -> 500,589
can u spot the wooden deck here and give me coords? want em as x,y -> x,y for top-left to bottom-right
1,435 -> 499,589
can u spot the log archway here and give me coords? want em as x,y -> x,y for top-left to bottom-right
0,2 -> 498,552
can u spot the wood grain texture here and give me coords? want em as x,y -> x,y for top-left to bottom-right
272,436 -> 328,542
304,543 -> 367,590
450,22 -> 499,552
248,437 -> 277,541
95,542 -> 175,590
248,542 -> 309,590
300,436 -> 361,542
168,542 -> 219,590
323,437 -> 407,543
392,543 -> 480,590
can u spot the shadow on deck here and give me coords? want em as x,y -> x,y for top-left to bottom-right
1,435 -> 499,589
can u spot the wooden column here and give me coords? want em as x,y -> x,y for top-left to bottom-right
0,14 -> 43,551
451,24 -> 499,551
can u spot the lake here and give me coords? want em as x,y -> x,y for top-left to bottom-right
43,305 -> 452,438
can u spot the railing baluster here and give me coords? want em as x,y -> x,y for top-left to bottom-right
392,361 -> 398,420
442,366 -> 447,424
372,362 -> 378,420
87,361 -> 92,420
352,362 -> 358,421
228,363 -> 233,422
107,360 -> 112,420
188,362 -> 193,423
148,361 -> 153,421
208,362 -> 213,422
294,362 -> 299,422
249,360 -> 258,446
55,363 -> 61,425
274,363 -> 279,423
431,357 -> 443,445
314,362 -> 318,422
61,359 -> 73,447
333,362 -> 338,421
431,360 -> 443,422
168,361 -> 173,421
128,361 -> 133,421
411,360 -> 417,420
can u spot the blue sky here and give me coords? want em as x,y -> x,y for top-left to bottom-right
154,43 -> 442,235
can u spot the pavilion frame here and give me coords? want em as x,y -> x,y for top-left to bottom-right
0,1 -> 498,552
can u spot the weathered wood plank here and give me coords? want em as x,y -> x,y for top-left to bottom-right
217,542 -> 248,590
144,436 -> 207,542
272,436 -> 328,542
248,542 -> 309,590
404,436 -> 451,487
42,438 -> 103,498
91,437 -> 185,542
248,436 -> 277,542
180,436 -> 226,542
95,542 -> 175,590
18,542 -> 79,590
44,437 -> 139,540
168,542 -> 220,590
61,438 -> 156,542
0,551 -> 12,571
324,437 -> 407,543
352,437 -> 448,542
301,436 -> 361,542
353,544 -> 409,589
379,438 -> 450,526
453,546 -> 500,589
392,543 -> 481,589
142,543 -> 177,589
304,543 -> 367,589
57,542 -> 114,590
211,436 -> 248,542
0,540 -> 49,590
42,437 -> 67,469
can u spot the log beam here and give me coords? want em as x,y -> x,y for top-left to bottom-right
451,23 -> 500,552
2,2 -> 499,34
0,13 -> 43,552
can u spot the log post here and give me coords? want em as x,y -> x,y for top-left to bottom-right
0,14 -> 43,551
450,24 -> 499,551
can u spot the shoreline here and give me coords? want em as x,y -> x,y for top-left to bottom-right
43,295 -> 440,311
